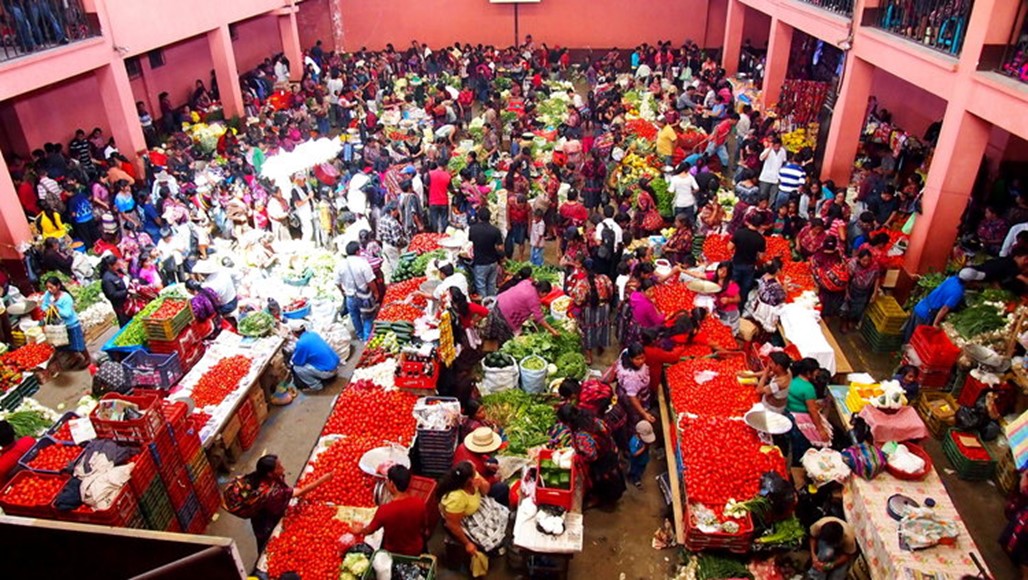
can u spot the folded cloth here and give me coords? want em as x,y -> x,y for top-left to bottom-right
78,454 -> 134,510
470,551 -> 489,578
858,405 -> 929,443
792,411 -> 833,447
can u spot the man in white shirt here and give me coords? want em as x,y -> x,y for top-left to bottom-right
335,240 -> 377,341
595,206 -> 624,248
730,105 -> 753,174
669,164 -> 700,222
758,137 -> 787,200
346,168 -> 372,217
1001,222 -> 1028,257
194,260 -> 238,315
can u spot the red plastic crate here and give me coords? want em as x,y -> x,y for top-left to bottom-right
175,427 -> 202,462
683,504 -> 753,554
910,325 -> 960,368
45,411 -> 80,444
90,392 -> 166,444
129,449 -> 159,495
162,401 -> 189,434
60,483 -> 139,527
18,437 -> 83,474
165,518 -> 181,533
408,475 -> 439,532
535,449 -> 575,510
163,468 -> 194,510
0,471 -> 67,518
147,326 -> 198,358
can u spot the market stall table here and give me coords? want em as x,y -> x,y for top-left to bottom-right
843,468 -> 991,579
169,332 -> 284,448
779,304 -> 852,376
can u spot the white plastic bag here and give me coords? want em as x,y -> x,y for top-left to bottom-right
480,356 -> 519,395
801,448 -> 852,486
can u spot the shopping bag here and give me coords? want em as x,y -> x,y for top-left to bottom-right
43,306 -> 69,347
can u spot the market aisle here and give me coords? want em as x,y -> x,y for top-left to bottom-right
203,340 -> 362,567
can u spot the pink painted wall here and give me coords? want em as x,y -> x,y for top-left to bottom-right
297,0 -> 336,53
335,0 -> 715,51
128,35 -> 214,123
870,68 -> 946,138
232,15 -> 284,73
743,8 -> 772,49
706,0 -> 728,50
7,73 -> 111,158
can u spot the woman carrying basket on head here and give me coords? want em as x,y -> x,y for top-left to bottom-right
41,276 -> 91,371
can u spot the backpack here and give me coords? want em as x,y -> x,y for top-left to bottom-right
597,225 -> 616,260
222,475 -> 265,518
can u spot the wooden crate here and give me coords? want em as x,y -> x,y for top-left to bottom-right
83,313 -> 116,344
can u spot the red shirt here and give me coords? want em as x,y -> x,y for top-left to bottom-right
17,182 -> 39,215
0,436 -> 36,486
559,201 -> 588,226
364,496 -> 428,556
452,443 -> 498,484
427,169 -> 452,207
644,344 -> 686,394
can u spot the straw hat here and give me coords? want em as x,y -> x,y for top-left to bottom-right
464,427 -> 502,454
687,279 -> 722,295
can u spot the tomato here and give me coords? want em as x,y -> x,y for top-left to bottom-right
693,317 -> 737,351
2,343 -> 55,371
666,357 -> 755,417
781,261 -> 817,302
51,421 -> 74,442
190,355 -> 253,408
762,236 -> 792,264
26,443 -> 82,471
702,234 -> 732,263
625,119 -> 658,141
407,233 -> 447,254
651,283 -> 696,316
376,303 -> 425,323
265,501 -> 364,579
146,300 -> 189,321
0,473 -> 65,507
381,277 -> 428,306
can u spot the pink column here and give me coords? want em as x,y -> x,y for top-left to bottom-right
207,25 -> 244,119
762,18 -> 793,109
904,107 -> 990,274
722,0 -> 746,76
95,62 -> 148,163
0,149 -> 33,260
820,56 -> 873,185
278,11 -> 304,82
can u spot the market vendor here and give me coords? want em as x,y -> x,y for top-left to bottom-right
192,259 -> 239,317
904,273 -> 968,341
353,465 -> 429,557
755,351 -> 794,415
955,245 -> 1028,294
554,404 -> 626,506
481,278 -> 559,345
439,461 -> 510,573
0,420 -> 35,486
288,320 -> 340,391
452,427 -> 509,507
429,261 -> 469,302
237,454 -> 333,555
557,377 -> 628,450
807,516 -> 857,580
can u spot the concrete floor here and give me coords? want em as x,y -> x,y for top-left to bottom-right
25,312 -> 1020,579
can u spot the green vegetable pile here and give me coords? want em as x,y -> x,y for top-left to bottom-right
112,298 -> 165,347
905,271 -> 947,310
504,260 -> 562,286
393,250 -> 448,282
753,516 -> 806,550
949,302 -> 1008,339
339,552 -> 370,580
239,312 -> 275,337
69,281 -> 105,311
650,178 -> 673,218
695,553 -> 753,579
539,458 -> 571,489
483,352 -> 515,368
481,389 -> 557,455
500,329 -> 580,362
520,355 -> 546,371
555,352 -> 587,380
2,408 -> 53,437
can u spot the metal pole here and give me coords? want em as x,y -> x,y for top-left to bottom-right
514,4 -> 520,48
129,546 -> 225,580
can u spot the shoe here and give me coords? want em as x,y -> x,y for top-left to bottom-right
58,38 -> 69,45
632,479 -> 642,488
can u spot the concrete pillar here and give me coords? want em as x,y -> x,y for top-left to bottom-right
95,62 -> 148,162
820,56 -> 873,185
207,25 -> 244,119
278,9 -> 304,82
0,149 -> 33,260
722,0 -> 746,76
904,107 -> 990,274
762,18 -> 793,109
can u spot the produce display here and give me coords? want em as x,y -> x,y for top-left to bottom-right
499,329 -> 580,362
377,303 -> 424,323
0,365 -> 24,395
482,389 -> 557,454
702,234 -> 733,263
381,277 -> 428,306
112,298 -> 166,347
238,312 -> 276,337
503,260 -> 563,286
693,317 -> 737,351
0,472 -> 64,508
539,457 -> 572,490
2,343 -> 55,371
320,380 -> 418,442
392,250 -> 448,282
554,352 -> 588,381
146,300 -> 188,321
652,283 -> 696,315
265,501 -> 364,580
666,357 -> 756,417
190,355 -> 253,409
25,442 -> 81,471
1,399 -> 56,437
407,233 -> 447,254
68,281 -> 105,312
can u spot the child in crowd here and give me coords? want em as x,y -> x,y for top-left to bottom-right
893,364 -> 921,401
530,209 -> 546,266
628,420 -> 655,488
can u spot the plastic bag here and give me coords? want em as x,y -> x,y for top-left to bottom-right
519,355 -> 547,394
801,448 -> 852,486
480,358 -> 519,395
758,471 -> 797,521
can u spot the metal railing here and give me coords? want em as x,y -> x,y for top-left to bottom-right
0,0 -> 99,63
797,0 -> 855,17
875,0 -> 975,56
996,7 -> 1028,84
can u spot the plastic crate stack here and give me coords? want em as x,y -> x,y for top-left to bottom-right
123,350 -> 185,392
0,374 -> 40,411
237,396 -> 261,451
132,445 -> 180,532
158,401 -> 208,533
942,428 -> 997,480
148,320 -> 205,371
416,426 -> 458,477
860,295 -> 906,352
904,325 -> 961,390
166,401 -> 221,521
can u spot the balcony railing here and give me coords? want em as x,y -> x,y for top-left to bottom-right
996,10 -> 1028,84
0,0 -> 100,63
797,0 -> 855,17
874,0 -> 975,56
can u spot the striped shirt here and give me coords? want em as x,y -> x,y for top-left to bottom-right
778,163 -> 806,195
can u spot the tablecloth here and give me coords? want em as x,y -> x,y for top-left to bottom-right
780,304 -> 836,374
858,406 -> 929,443
512,500 -> 584,554
843,469 -> 991,579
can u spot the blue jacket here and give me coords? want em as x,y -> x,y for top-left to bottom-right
291,331 -> 340,372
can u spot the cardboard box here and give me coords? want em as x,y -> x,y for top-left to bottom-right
249,384 -> 269,425
221,412 -> 241,447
